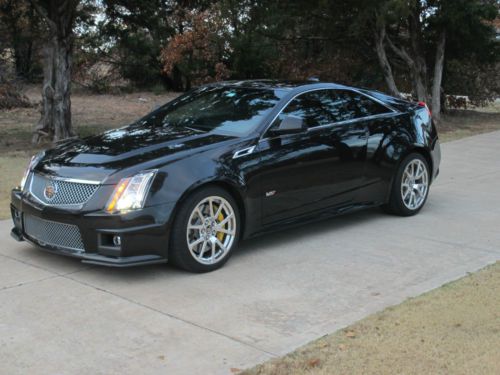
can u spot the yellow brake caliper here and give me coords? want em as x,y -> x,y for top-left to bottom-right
216,207 -> 225,242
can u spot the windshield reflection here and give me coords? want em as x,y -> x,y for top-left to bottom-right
138,86 -> 283,136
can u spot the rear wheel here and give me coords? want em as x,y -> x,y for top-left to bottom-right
384,153 -> 430,216
169,186 -> 240,273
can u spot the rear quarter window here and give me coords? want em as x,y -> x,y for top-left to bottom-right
346,91 -> 393,118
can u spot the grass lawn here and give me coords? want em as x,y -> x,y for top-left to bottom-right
0,154 -> 27,219
242,262 -> 500,375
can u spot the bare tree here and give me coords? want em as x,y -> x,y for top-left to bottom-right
431,31 -> 446,122
30,0 -> 79,143
373,1 -> 449,122
374,20 -> 401,98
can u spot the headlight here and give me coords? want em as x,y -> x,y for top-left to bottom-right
106,170 -> 157,213
20,151 -> 45,190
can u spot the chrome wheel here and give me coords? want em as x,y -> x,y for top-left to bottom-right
186,196 -> 236,265
401,159 -> 429,210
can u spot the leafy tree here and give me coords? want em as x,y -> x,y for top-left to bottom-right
161,6 -> 230,89
96,0 -> 218,89
0,0 -> 44,80
351,0 -> 498,120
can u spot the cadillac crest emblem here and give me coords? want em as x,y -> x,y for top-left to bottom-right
43,181 -> 58,201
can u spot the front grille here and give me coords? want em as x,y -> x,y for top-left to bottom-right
23,215 -> 85,253
29,173 -> 99,206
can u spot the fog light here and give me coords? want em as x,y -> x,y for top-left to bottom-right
113,235 -> 121,247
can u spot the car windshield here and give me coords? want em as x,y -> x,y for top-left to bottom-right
136,86 -> 284,136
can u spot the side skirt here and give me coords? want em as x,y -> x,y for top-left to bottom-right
246,201 -> 383,239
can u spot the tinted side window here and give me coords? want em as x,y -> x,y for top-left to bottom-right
321,90 -> 391,120
276,90 -> 334,129
269,89 -> 391,133
348,91 -> 392,117
269,90 -> 346,131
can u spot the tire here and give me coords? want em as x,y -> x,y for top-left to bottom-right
383,153 -> 430,216
169,186 -> 240,273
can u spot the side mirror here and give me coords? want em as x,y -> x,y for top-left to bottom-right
271,115 -> 306,135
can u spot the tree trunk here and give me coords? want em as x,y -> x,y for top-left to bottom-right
385,35 -> 422,100
31,0 -> 79,144
385,3 -> 428,102
33,35 -> 74,143
374,24 -> 401,97
431,31 -> 446,122
408,4 -> 428,102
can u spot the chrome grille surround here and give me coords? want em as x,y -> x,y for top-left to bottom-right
23,215 -> 85,253
28,173 -> 100,207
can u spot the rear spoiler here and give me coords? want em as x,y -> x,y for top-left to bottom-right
359,89 -> 423,113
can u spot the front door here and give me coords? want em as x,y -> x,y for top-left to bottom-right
256,89 -> 370,225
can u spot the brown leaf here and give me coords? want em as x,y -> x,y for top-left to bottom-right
230,368 -> 242,374
345,330 -> 357,338
308,358 -> 321,368
157,355 -> 165,361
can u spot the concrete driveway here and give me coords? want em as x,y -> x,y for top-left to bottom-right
1,131 -> 500,375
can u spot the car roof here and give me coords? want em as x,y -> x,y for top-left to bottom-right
210,79 -> 348,92
203,80 -> 409,112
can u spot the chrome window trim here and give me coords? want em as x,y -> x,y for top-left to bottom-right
306,112 -> 398,133
259,87 -> 398,142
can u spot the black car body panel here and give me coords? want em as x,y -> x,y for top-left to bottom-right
10,80 -> 441,266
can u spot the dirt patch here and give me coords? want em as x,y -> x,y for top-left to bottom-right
0,85 -> 179,157
243,262 -> 500,375
438,109 -> 500,142
0,83 -> 32,110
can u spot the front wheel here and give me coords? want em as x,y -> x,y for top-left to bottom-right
384,153 -> 430,216
169,186 -> 240,273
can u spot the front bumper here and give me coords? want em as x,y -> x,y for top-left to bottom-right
10,188 -> 175,267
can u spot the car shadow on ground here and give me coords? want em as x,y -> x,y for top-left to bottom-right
21,208 -> 387,281
234,207 -> 383,258
16,206 -> 394,283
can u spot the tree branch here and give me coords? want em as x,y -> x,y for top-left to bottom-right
374,20 -> 401,97
29,0 -> 57,34
385,34 -> 414,67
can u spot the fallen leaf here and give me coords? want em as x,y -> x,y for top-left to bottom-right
345,330 -> 356,338
230,368 -> 242,374
308,358 -> 321,368
157,355 -> 165,361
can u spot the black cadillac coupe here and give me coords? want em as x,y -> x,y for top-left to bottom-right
11,80 -> 441,272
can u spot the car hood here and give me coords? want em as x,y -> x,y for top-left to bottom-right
35,125 -> 237,182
